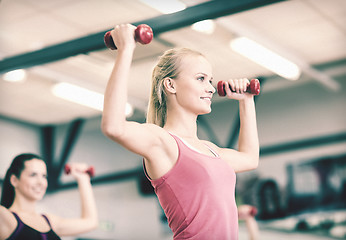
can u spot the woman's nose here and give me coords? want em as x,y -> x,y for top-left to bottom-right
207,84 -> 215,94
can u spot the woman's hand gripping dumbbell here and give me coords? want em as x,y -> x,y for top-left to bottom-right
104,24 -> 153,50
238,205 -> 258,220
64,164 -> 95,178
217,79 -> 260,96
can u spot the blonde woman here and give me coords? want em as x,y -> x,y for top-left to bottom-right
102,24 -> 259,239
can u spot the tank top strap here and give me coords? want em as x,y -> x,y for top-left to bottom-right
142,158 -> 152,180
41,215 -> 53,229
11,212 -> 20,221
9,212 -> 24,240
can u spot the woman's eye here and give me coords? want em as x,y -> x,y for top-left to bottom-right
198,76 -> 205,81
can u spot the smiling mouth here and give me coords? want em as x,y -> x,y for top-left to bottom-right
201,97 -> 212,101
33,187 -> 46,193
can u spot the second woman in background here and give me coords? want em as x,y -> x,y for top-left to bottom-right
0,153 -> 98,240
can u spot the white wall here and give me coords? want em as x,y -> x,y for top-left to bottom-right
0,117 -> 40,179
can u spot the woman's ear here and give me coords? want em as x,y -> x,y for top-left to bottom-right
10,174 -> 19,188
163,77 -> 176,94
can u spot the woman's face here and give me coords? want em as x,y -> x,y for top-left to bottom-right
13,159 -> 48,201
174,54 -> 215,115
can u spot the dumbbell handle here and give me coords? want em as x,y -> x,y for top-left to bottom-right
64,164 -> 95,177
217,79 -> 260,96
104,24 -> 153,50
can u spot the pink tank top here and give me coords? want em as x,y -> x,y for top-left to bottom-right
144,133 -> 238,240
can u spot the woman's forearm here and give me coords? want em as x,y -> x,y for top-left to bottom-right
245,217 -> 260,240
77,177 -> 98,227
101,48 -> 134,137
238,97 -> 259,168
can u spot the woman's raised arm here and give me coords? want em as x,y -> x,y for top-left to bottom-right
48,163 -> 98,236
100,24 -> 172,161
215,79 -> 259,172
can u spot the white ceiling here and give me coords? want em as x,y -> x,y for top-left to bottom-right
0,0 -> 345,125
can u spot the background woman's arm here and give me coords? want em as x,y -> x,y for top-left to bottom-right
0,206 -> 17,240
48,163 -> 98,236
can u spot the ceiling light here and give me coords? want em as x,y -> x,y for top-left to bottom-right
52,82 -> 104,111
140,0 -> 186,14
125,102 -> 134,117
52,82 -> 133,117
3,69 -> 27,83
230,37 -> 301,80
191,20 -> 215,34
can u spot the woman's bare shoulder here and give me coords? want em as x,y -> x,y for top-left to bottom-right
142,125 -> 179,179
0,206 -> 17,239
0,206 -> 15,221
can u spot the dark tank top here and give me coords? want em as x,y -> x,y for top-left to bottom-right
6,212 -> 61,240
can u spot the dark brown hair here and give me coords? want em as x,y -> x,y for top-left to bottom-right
1,153 -> 43,208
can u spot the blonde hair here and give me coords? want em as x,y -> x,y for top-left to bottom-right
146,48 -> 204,127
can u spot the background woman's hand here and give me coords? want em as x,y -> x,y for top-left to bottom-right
238,204 -> 258,220
66,162 -> 91,180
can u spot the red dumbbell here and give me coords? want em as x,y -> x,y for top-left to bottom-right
238,205 -> 258,219
104,24 -> 153,50
64,164 -> 95,178
249,206 -> 258,217
217,79 -> 260,96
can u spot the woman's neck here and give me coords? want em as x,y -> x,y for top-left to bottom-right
10,196 -> 37,214
164,109 -> 198,139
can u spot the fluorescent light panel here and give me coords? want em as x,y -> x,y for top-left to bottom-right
3,69 -> 27,83
191,20 -> 215,34
230,37 -> 301,80
140,0 -> 186,14
52,82 -> 133,117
